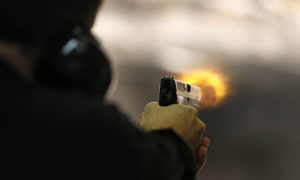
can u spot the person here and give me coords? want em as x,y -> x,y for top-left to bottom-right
1,0 -> 210,179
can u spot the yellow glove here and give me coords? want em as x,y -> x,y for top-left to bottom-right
139,102 -> 210,172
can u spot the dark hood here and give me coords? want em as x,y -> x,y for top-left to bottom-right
0,0 -> 102,45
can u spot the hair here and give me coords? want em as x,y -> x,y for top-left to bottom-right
0,0 -> 102,45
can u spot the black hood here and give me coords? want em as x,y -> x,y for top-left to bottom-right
0,0 -> 102,45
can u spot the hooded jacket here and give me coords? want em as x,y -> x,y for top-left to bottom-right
0,56 -> 195,179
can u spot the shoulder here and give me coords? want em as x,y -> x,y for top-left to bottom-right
25,87 -> 130,128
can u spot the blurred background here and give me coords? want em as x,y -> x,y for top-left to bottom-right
92,0 -> 300,180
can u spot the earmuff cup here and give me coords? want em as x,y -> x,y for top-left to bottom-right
33,23 -> 111,98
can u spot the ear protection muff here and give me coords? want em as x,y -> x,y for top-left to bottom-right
33,22 -> 111,98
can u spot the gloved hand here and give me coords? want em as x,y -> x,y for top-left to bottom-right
138,102 -> 210,173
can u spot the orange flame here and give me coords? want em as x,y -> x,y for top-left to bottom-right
178,70 -> 228,109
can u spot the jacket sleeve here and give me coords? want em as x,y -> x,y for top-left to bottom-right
26,90 -> 196,180
85,103 -> 196,180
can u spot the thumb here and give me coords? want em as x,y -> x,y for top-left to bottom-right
138,113 -> 145,127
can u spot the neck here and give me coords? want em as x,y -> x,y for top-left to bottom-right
0,41 -> 37,81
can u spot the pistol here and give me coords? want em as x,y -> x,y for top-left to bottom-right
159,76 -> 201,109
